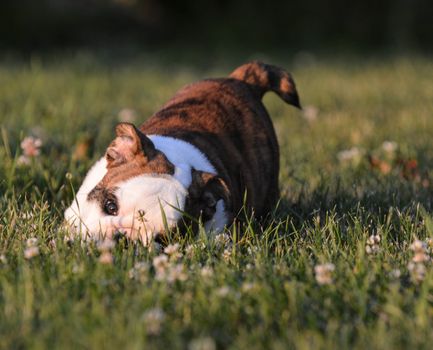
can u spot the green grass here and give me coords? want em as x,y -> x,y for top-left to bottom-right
1,52 -> 433,349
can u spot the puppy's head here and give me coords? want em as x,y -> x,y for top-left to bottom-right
64,123 -> 228,243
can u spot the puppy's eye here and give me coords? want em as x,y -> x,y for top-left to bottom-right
104,200 -> 118,216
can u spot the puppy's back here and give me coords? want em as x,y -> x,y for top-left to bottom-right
141,62 -> 300,218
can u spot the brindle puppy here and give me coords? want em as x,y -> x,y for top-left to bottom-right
65,61 -> 301,243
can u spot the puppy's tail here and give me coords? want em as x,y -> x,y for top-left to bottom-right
230,61 -> 301,109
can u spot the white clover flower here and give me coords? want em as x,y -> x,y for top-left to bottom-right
164,243 -> 183,261
365,245 -> 376,254
72,264 -> 84,274
410,239 -> 426,253
24,237 -> 39,259
390,268 -> 401,279
314,263 -> 335,285
407,238 -> 430,283
412,251 -> 430,263
200,266 -> 214,278
185,242 -> 207,258
367,234 -> 381,245
118,108 -> 137,123
408,262 -> 426,283
247,246 -> 259,256
302,105 -> 319,122
153,254 -> 169,270
153,254 -> 170,280
164,243 -> 180,255
166,263 -> 188,283
241,282 -> 256,293
26,237 -> 38,247
99,251 -> 113,265
222,247 -> 232,262
0,254 -> 7,264
22,212 -> 34,221
185,244 -> 195,258
337,147 -> 365,164
410,239 -> 430,263
382,141 -> 398,153
214,233 -> 231,249
188,337 -> 216,350
17,155 -> 31,166
245,263 -> 254,271
24,246 -> 39,259
154,256 -> 188,283
366,234 -> 381,255
128,262 -> 150,282
216,286 -> 232,297
142,307 -> 165,335
48,239 -> 57,251
134,262 -> 150,271
21,136 -> 42,157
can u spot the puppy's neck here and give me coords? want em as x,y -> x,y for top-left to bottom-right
149,135 -> 228,233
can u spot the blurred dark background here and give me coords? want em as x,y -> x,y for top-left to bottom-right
1,0 -> 432,54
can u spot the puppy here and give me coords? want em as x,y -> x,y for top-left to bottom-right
65,61 -> 301,243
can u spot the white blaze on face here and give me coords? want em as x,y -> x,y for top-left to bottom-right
64,157 -> 108,238
64,158 -> 188,243
112,174 -> 187,242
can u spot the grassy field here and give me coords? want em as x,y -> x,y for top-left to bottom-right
0,52 -> 433,349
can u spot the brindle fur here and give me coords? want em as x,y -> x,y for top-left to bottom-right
101,123 -> 175,189
89,61 -> 300,230
180,169 -> 231,232
140,61 -> 300,220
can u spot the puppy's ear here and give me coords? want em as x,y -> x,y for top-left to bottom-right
106,123 -> 156,167
188,169 -> 230,220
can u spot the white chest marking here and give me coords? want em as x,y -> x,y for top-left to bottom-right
149,135 -> 215,187
149,135 -> 228,234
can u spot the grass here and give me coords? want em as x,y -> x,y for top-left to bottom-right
1,52 -> 433,349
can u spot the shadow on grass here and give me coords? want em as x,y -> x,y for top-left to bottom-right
267,174 -> 433,243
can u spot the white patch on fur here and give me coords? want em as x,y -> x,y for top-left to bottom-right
64,157 -> 108,238
64,136 -> 229,241
114,175 -> 187,243
149,135 -> 215,188
150,135 -> 228,234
